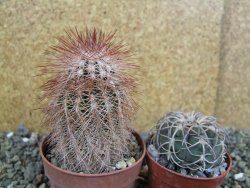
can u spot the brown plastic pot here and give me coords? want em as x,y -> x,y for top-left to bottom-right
40,132 -> 146,188
146,150 -> 232,188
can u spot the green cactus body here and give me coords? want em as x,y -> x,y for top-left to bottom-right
41,29 -> 138,173
153,112 -> 226,171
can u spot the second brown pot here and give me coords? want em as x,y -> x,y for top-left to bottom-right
146,150 -> 232,188
40,132 -> 146,188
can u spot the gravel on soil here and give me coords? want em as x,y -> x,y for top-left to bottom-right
0,125 -> 249,188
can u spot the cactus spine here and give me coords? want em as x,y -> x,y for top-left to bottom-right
40,28 -> 138,173
153,112 -> 226,171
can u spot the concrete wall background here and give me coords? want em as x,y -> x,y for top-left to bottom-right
0,0 -> 249,132
215,0 -> 250,129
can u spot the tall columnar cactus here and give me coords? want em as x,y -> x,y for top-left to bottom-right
40,28 -> 138,173
153,112 -> 226,171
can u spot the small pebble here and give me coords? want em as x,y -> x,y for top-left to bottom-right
26,184 -> 35,188
7,181 -> 18,188
11,155 -> 19,162
166,161 -> 175,171
213,169 -> 221,177
220,167 -> 226,174
29,132 -> 38,145
6,132 -> 14,138
222,162 -> 228,169
22,137 -> 30,143
126,157 -> 136,167
180,168 -> 187,175
196,170 -> 206,178
17,123 -> 29,137
34,174 -> 43,185
147,144 -> 159,161
24,162 -> 36,182
238,161 -> 246,169
158,157 -> 168,166
39,183 -> 46,188
246,177 -> 250,187
234,173 -> 245,182
115,160 -> 127,170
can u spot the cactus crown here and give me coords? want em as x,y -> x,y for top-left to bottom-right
40,28 -> 138,173
153,112 -> 227,171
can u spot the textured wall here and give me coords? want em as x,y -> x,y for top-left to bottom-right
215,0 -> 250,129
0,0 -> 226,132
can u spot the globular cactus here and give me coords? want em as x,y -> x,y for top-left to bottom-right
40,28 -> 138,173
153,112 -> 227,171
